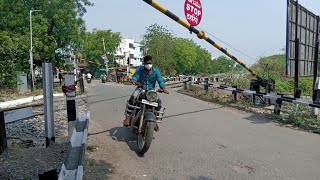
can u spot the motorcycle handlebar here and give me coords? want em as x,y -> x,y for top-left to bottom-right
133,82 -> 144,87
157,89 -> 169,94
132,81 -> 169,94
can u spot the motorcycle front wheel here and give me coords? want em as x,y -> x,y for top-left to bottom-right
137,122 -> 155,155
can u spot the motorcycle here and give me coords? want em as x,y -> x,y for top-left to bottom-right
125,83 -> 168,155
101,75 -> 107,83
87,77 -> 92,83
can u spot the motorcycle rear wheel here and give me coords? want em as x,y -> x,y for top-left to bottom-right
137,122 -> 155,155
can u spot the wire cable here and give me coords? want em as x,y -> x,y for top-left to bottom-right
197,26 -> 260,64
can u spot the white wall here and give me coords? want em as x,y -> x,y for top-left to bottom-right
115,38 -> 143,67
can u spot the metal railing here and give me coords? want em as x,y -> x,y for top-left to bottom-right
181,79 -> 320,116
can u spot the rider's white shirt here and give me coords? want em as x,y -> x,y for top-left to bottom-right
87,73 -> 92,79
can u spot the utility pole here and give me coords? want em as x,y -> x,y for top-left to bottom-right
29,10 -> 41,92
102,38 -> 106,54
127,52 -> 131,78
102,38 -> 109,74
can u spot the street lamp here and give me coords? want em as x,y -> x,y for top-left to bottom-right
29,9 -> 41,91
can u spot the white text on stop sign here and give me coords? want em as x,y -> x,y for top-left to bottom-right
186,3 -> 201,17
188,0 -> 201,9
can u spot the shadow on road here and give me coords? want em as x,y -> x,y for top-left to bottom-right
107,126 -> 144,156
189,176 -> 214,180
85,94 -> 102,98
88,126 -> 144,157
84,158 -> 114,180
87,94 -> 131,105
163,107 -> 224,119
242,113 -> 274,124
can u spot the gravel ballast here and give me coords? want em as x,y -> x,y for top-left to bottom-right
0,97 -> 87,180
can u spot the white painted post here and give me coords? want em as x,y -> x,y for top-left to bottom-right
312,77 -> 320,116
65,74 -> 77,140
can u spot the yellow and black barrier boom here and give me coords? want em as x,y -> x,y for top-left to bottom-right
142,0 -> 262,81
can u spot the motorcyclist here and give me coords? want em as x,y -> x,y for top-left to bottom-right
101,73 -> 107,82
87,72 -> 92,79
86,72 -> 92,83
123,55 -> 168,131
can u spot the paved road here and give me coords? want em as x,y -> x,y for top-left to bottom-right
84,81 -> 320,180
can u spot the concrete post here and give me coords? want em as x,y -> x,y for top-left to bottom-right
42,60 -> 55,147
64,74 -> 77,140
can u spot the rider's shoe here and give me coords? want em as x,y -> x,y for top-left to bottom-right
154,123 -> 159,132
123,118 -> 130,127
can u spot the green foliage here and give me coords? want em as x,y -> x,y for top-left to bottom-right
223,73 -> 251,90
193,45 -> 212,74
86,145 -> 97,152
252,54 -> 286,80
212,56 -> 240,74
81,30 -> 121,73
280,104 -> 320,129
0,0 -> 92,87
174,38 -> 197,73
251,54 -> 314,96
275,77 -> 313,96
141,24 -> 238,76
141,24 -> 176,75
0,31 -> 29,87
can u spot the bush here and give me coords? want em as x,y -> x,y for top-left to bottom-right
280,104 -> 320,129
223,73 -> 251,90
275,77 -> 313,96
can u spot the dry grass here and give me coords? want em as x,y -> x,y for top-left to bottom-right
180,84 -> 320,132
0,85 -> 63,102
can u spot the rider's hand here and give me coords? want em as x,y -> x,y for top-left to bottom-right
131,80 -> 137,85
162,88 -> 169,94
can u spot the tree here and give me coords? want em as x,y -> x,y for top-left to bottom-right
251,54 -> 286,80
141,24 -> 176,75
211,56 -> 235,74
142,24 -> 217,76
193,45 -> 212,74
81,30 -> 121,73
0,0 -> 92,86
173,38 -> 197,74
0,31 -> 28,87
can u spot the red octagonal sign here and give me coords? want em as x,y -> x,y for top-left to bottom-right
184,0 -> 202,26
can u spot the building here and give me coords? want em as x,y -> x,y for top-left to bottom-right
114,38 -> 143,67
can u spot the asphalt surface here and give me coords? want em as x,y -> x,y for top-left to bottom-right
85,81 -> 320,180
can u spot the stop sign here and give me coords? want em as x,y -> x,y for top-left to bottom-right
184,0 -> 202,26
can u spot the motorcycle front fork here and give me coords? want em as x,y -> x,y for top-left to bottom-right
138,104 -> 146,133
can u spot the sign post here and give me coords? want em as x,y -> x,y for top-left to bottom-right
184,0 -> 202,26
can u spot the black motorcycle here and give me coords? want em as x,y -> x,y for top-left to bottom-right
125,83 -> 168,155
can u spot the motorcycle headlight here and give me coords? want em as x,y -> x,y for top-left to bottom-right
146,91 -> 158,102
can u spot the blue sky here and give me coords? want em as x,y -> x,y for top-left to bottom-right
83,0 -> 320,65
